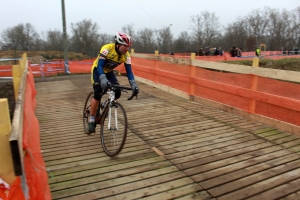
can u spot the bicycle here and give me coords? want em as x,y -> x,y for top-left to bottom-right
83,83 -> 137,157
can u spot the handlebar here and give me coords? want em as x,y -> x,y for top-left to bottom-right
106,83 -> 138,100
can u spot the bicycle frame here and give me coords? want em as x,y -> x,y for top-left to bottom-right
102,84 -> 135,130
105,90 -> 117,131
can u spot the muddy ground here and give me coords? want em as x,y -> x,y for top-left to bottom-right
0,80 -> 15,121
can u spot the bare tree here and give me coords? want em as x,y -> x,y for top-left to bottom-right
244,8 -> 270,47
222,19 -> 248,50
84,33 -> 114,57
265,8 -> 291,50
289,6 -> 300,50
69,19 -> 100,54
173,31 -> 194,53
42,29 -> 63,51
135,28 -> 155,53
153,26 -> 173,54
121,24 -> 135,38
190,11 -> 221,48
1,23 -> 39,51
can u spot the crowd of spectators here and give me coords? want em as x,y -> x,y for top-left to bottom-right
229,46 -> 242,57
198,47 -> 223,56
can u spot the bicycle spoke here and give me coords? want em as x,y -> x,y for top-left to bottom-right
101,102 -> 127,156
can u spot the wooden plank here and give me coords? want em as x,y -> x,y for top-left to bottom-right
183,144 -> 280,175
193,149 -> 292,183
54,169 -> 186,199
216,159 -> 300,200
12,65 -> 21,100
44,143 -> 149,163
128,183 -> 203,200
166,135 -> 260,161
191,58 -> 300,83
48,156 -> 166,184
48,152 -> 158,177
246,178 -> 300,200
280,190 -> 300,200
46,148 -> 154,171
0,99 -> 16,185
162,131 -> 246,155
174,191 -> 216,200
50,160 -> 173,192
200,153 -> 298,190
9,56 -> 28,176
170,137 -> 266,165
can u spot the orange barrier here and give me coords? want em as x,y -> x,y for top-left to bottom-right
22,67 -> 51,199
0,178 -> 25,200
131,57 -> 300,127
0,65 -> 13,77
0,67 -> 52,199
1,52 -> 300,78
68,60 -> 92,74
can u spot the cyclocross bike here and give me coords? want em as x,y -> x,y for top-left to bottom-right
83,83 -> 137,157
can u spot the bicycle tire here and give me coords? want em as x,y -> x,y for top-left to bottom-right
100,101 -> 128,156
83,92 -> 94,134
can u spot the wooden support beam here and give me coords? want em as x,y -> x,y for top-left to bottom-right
0,98 -> 16,185
10,53 -> 28,176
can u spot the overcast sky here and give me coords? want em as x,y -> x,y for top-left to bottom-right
0,0 -> 299,38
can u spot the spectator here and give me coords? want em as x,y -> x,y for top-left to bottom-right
236,48 -> 242,57
214,47 -> 220,56
219,47 -> 223,56
205,47 -> 210,56
255,47 -> 261,57
230,46 -> 237,57
198,48 -> 205,56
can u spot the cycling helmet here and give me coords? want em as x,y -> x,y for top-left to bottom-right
115,32 -> 132,47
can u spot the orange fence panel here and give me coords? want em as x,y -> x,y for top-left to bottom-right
1,67 -> 52,200
0,65 -> 13,77
131,57 -> 300,127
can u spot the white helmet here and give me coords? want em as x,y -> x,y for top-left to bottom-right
115,32 -> 132,47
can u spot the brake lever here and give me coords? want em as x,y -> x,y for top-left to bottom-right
127,93 -> 138,100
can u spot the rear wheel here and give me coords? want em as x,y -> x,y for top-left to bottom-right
100,102 -> 127,156
83,92 -> 94,134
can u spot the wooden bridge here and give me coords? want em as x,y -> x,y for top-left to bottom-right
36,74 -> 300,200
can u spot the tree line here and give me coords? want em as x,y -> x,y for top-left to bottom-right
0,6 -> 299,57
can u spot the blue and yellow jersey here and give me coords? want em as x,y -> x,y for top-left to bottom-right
91,43 -> 131,74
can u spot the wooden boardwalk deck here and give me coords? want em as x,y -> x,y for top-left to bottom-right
35,74 -> 300,200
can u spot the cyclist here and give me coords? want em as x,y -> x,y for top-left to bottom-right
88,32 -> 139,134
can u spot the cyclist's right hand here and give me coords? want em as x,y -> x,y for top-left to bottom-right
99,74 -> 110,91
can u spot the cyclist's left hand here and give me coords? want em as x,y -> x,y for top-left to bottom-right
129,80 -> 139,95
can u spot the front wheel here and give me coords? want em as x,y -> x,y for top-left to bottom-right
100,102 -> 127,157
83,92 -> 94,134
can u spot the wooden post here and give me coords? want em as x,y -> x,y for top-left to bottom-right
12,65 -> 21,101
249,58 -> 259,113
191,53 -> 196,60
0,99 -> 16,185
10,53 -> 28,176
252,57 -> 259,67
189,65 -> 196,101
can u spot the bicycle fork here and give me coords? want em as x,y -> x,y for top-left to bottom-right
107,105 -> 118,131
